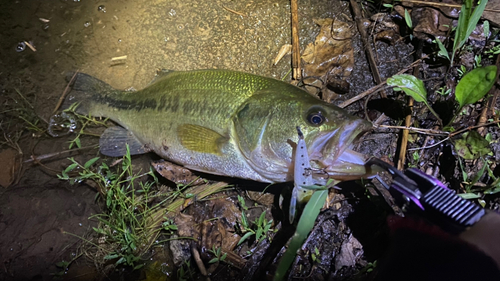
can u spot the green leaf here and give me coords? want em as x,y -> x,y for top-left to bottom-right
116,257 -> 126,265
454,131 -> 492,160
257,211 -> 266,226
106,189 -> 114,208
387,74 -> 428,103
255,227 -> 263,242
84,157 -> 100,169
484,186 -> 500,195
299,184 -> 328,190
458,193 -> 481,199
238,195 -> 248,210
238,232 -> 254,246
460,1 -> 472,44
104,253 -> 119,260
404,9 -> 412,29
64,162 -> 79,174
209,257 -> 219,264
59,170 -> 69,180
75,137 -> 81,148
133,263 -> 145,270
452,0 -> 489,65
435,38 -> 450,60
264,221 -> 272,233
465,0 -> 488,44
93,227 -> 105,234
455,66 -> 497,108
241,211 -> 249,229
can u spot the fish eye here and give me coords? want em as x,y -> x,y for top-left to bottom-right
306,111 -> 325,126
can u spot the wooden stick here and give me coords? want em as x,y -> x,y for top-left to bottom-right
24,41 -> 37,52
53,70 -> 79,114
24,145 -> 97,164
397,97 -> 413,170
339,55 -> 427,108
450,120 -> 500,138
291,0 -> 301,80
191,245 -> 208,276
400,0 -> 500,12
477,55 -> 500,135
222,5 -> 247,17
397,42 -> 422,170
376,125 -> 448,135
349,0 -> 386,98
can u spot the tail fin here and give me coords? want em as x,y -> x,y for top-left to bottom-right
63,72 -> 117,115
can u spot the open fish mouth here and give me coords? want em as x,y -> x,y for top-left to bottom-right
308,119 -> 374,180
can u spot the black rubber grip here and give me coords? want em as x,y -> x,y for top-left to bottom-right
422,186 -> 485,227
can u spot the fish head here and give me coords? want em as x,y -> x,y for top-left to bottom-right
233,88 -> 375,183
299,104 -> 374,181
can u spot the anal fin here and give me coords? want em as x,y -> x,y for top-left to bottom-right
99,126 -> 150,157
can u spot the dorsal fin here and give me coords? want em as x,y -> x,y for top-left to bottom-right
148,69 -> 176,85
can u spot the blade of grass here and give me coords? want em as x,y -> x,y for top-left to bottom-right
273,189 -> 328,281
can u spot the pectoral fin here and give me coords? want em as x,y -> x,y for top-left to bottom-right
177,124 -> 227,155
99,126 -> 150,157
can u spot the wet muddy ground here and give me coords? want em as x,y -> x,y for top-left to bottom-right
1,0 -> 499,280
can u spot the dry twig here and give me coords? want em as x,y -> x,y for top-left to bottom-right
24,145 -> 97,164
477,55 -> 500,135
397,44 -> 423,170
378,120 -> 500,152
375,125 -> 448,136
53,70 -> 79,114
397,97 -> 413,170
339,55 -> 427,108
222,5 -> 247,17
24,41 -> 36,52
291,0 -> 301,80
400,0 -> 500,13
350,0 -> 386,98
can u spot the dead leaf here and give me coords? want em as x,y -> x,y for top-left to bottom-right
302,18 -> 354,99
170,213 -> 197,267
273,44 -> 292,66
334,233 -> 364,269
0,148 -> 21,188
152,160 -> 205,186
484,0 -> 500,26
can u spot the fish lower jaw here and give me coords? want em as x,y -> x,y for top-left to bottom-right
312,148 -> 372,180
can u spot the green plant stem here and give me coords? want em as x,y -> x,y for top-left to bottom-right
427,104 -> 443,126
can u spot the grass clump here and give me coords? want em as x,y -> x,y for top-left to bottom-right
59,145 -> 178,270
235,195 -> 274,246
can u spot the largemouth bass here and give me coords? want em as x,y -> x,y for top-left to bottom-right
68,69 -> 373,183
